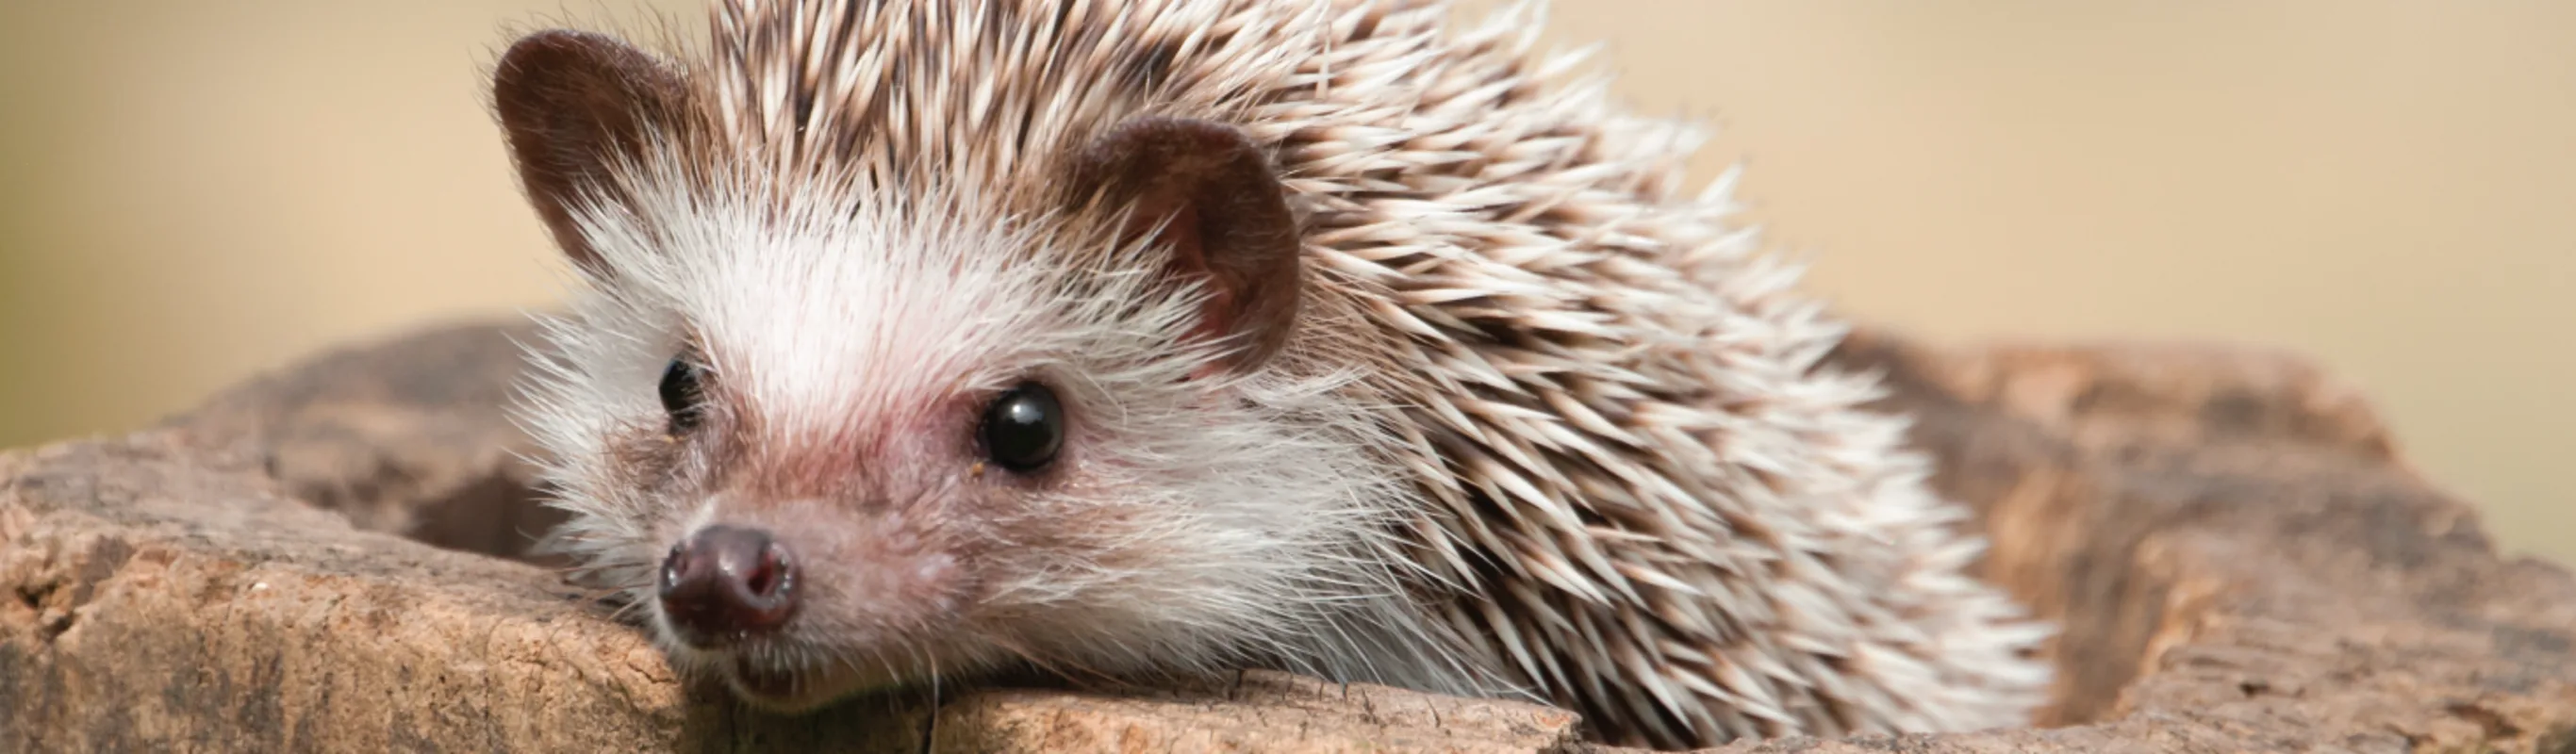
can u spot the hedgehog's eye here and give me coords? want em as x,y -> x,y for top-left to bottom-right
660,357 -> 707,434
980,382 -> 1064,473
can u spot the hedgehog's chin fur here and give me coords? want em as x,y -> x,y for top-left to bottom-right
656,628 -> 968,713
723,650 -> 887,712
718,651 -> 861,712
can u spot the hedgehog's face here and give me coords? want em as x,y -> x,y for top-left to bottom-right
494,31 -> 1402,711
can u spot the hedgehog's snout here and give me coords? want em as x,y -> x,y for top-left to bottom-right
658,524 -> 801,647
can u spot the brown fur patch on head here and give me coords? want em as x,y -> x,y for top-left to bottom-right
492,29 -> 693,272
1066,116 -> 1304,372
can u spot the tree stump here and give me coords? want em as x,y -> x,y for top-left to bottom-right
3,320 -> 2568,753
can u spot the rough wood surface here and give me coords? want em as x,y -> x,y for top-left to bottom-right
2,320 -> 2568,753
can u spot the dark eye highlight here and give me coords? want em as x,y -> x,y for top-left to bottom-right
660,356 -> 708,434
980,382 -> 1065,473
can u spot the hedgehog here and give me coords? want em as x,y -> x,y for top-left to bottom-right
487,0 -> 2056,747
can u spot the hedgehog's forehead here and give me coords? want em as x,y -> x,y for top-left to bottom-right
624,182 -> 1058,430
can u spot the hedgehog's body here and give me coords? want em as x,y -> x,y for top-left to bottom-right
492,0 -> 2053,747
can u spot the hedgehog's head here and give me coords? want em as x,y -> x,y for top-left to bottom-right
492,30 -> 1423,710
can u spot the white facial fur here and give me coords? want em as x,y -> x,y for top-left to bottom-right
514,152 -> 1492,708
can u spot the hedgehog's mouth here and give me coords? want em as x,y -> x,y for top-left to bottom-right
717,651 -> 872,712
726,655 -> 810,703
700,635 -> 990,714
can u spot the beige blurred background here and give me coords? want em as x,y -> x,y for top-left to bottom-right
0,1 -> 2568,562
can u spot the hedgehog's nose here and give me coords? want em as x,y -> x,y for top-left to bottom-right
658,525 -> 800,647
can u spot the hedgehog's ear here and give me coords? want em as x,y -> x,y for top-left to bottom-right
492,29 -> 686,273
1069,117 -> 1304,374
